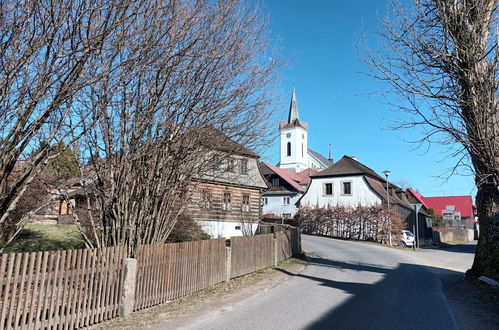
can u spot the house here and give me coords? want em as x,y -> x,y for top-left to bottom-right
406,189 -> 476,229
277,89 -> 333,172
297,155 -> 433,242
260,162 -> 316,218
187,129 -> 268,238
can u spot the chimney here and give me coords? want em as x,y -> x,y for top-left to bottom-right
351,156 -> 358,161
328,144 -> 333,162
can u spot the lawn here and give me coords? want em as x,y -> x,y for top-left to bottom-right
1,224 -> 85,253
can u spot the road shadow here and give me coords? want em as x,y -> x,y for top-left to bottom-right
277,256 -> 462,330
421,241 -> 477,254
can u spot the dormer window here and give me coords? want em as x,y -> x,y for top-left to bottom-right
240,159 -> 248,174
272,178 -> 279,186
227,159 -> 235,172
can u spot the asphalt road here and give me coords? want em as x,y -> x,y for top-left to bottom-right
154,235 -> 464,330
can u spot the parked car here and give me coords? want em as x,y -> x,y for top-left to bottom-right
400,230 -> 415,247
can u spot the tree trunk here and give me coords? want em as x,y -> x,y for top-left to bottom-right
467,183 -> 499,281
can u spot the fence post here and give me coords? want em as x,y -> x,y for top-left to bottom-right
120,258 -> 137,317
273,235 -> 278,266
225,247 -> 231,282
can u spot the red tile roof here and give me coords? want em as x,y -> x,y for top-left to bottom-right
262,163 -> 314,191
406,188 -> 429,208
296,168 -> 318,185
422,195 -> 474,218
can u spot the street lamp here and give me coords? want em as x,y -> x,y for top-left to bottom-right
382,170 -> 392,246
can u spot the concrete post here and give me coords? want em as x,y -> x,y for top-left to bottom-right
120,258 -> 137,317
225,247 -> 231,282
273,236 -> 278,266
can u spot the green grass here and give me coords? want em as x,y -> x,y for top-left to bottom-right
1,224 -> 85,253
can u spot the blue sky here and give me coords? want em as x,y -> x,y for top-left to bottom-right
260,0 -> 476,198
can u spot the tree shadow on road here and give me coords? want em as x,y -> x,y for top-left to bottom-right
277,257 -> 463,330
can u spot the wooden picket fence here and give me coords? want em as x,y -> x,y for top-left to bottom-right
276,228 -> 301,263
0,246 -> 125,330
230,234 -> 274,278
134,238 -> 226,311
0,229 -> 300,329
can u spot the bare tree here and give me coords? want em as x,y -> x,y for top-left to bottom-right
363,0 -> 498,280
0,0 -> 136,241
73,0 -> 281,256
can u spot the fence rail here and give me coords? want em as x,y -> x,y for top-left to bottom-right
134,238 -> 226,311
230,234 -> 274,278
0,246 -> 125,329
0,229 -> 300,329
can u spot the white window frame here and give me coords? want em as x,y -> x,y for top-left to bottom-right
341,180 -> 352,196
323,182 -> 333,196
282,197 -> 290,205
242,194 -> 250,212
222,192 -> 231,211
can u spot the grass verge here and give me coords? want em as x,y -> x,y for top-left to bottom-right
1,224 -> 85,253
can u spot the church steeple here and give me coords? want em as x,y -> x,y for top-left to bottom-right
288,89 -> 299,124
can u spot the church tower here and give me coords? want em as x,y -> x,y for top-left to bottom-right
279,89 -> 308,172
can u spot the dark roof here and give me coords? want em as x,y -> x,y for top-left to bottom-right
308,149 -> 333,168
197,127 -> 258,157
311,155 -> 381,179
364,176 -> 410,209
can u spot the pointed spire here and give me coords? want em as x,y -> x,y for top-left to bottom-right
288,89 -> 299,124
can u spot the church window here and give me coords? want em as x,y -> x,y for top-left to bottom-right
222,192 -> 231,210
323,182 -> 333,196
302,143 -> 304,157
287,142 -> 291,156
286,133 -> 291,138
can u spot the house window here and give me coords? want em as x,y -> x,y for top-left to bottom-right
200,189 -> 212,209
240,159 -> 248,174
341,181 -> 352,195
222,192 -> 231,210
283,197 -> 290,205
235,225 -> 241,230
227,159 -> 235,172
271,177 -> 279,186
323,182 -> 333,196
261,197 -> 268,206
287,142 -> 291,156
242,194 -> 250,212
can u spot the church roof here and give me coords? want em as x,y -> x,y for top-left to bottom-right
308,149 -> 333,168
288,89 -> 299,123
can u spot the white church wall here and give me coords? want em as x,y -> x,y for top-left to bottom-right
300,175 -> 382,208
279,125 -> 308,172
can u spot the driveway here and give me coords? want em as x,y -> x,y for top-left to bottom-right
152,235 -> 468,330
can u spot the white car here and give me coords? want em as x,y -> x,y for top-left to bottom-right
401,230 -> 415,247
